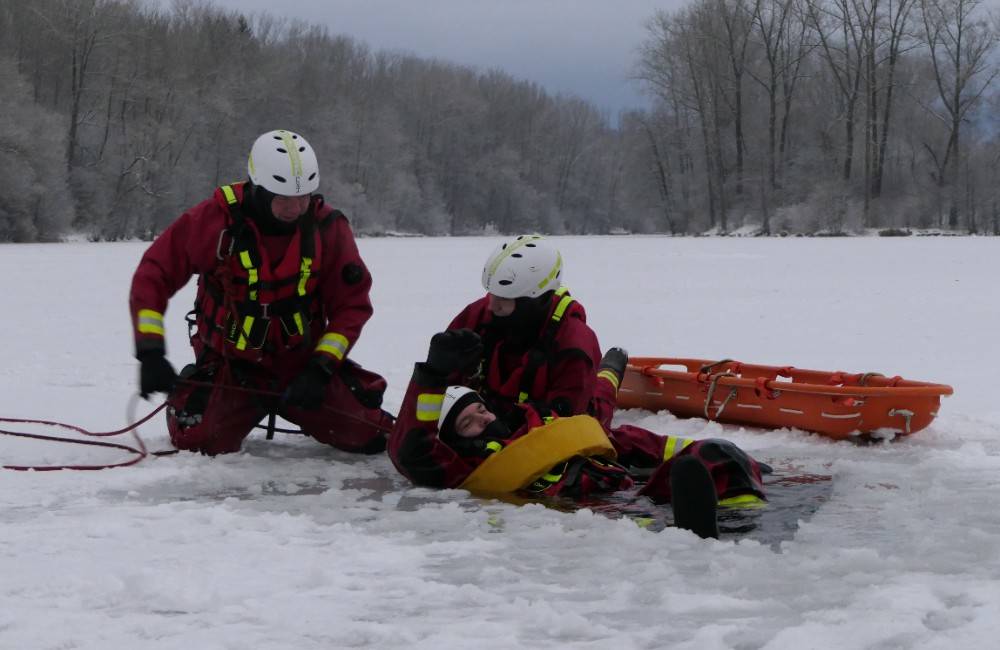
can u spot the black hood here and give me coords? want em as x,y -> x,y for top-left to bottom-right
244,181 -> 302,236
488,291 -> 555,349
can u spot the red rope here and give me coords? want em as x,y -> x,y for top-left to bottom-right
0,377 -> 394,472
180,379 -> 394,434
0,401 -> 169,472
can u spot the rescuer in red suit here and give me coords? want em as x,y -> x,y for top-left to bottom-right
129,130 -> 392,455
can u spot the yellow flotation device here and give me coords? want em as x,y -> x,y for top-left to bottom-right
459,415 -> 617,495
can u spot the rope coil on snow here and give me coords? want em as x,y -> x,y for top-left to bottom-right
0,396 -> 170,471
0,378 -> 394,471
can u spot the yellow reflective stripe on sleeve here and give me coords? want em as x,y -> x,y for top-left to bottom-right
597,369 -> 620,390
316,332 -> 349,360
297,257 -> 312,296
137,309 -> 165,336
536,251 -> 563,291
662,435 -> 695,460
416,393 -> 444,422
718,494 -> 767,509
292,312 -> 304,335
541,471 -> 563,483
517,391 -> 529,403
221,185 -> 238,205
485,441 -> 503,453
235,316 -> 255,350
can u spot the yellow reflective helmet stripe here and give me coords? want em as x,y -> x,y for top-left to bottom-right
220,184 -> 238,205
416,393 -> 444,422
486,234 -> 543,278
316,332 -> 349,360
597,369 -> 620,390
279,131 -> 304,178
137,309 -> 165,336
536,251 -> 562,292
662,435 -> 695,460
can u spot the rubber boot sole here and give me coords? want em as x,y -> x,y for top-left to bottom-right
670,456 -> 720,539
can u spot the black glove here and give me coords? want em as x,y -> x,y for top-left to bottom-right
426,329 -> 483,376
138,350 -> 177,399
599,347 -> 629,381
284,358 -> 333,410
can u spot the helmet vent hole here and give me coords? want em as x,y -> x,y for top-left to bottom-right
511,253 -> 523,258
526,243 -> 536,247
499,280 -> 513,286
299,146 -> 306,152
556,271 -> 561,278
276,147 -> 287,153
272,135 -> 282,140
291,134 -> 298,139
501,244 -> 507,250
308,173 -> 317,180
273,174 -> 287,183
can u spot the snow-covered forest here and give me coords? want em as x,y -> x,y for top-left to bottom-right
2,0 -> 1000,241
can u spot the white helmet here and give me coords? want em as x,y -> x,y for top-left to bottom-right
247,129 -> 320,196
438,386 -> 483,437
481,234 -> 562,299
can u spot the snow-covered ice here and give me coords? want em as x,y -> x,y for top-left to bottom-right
1,236 -> 999,649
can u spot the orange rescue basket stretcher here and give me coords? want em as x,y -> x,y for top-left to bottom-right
617,357 -> 953,440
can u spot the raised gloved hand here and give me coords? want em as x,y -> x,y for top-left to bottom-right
284,358 -> 333,410
138,350 -> 177,399
598,347 -> 629,382
425,329 -> 483,376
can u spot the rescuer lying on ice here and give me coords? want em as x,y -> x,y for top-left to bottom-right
129,130 -> 393,455
388,330 -> 768,539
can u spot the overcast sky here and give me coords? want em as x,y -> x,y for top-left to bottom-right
157,0 -> 688,116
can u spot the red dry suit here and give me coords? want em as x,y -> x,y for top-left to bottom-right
388,364 -> 766,503
129,182 -> 390,455
445,288 -> 660,463
446,288 -> 602,421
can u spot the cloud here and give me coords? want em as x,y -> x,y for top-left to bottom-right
164,0 -> 681,115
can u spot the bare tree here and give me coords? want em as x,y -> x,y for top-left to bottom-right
919,0 -> 998,228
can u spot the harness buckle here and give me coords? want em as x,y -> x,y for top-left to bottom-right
215,229 -> 234,261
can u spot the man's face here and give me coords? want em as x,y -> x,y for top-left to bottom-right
453,400 -> 496,438
488,293 -> 516,317
271,194 -> 311,222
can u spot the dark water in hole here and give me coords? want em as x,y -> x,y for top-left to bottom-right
471,462 -> 834,550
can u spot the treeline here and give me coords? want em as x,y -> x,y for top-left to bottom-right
0,0 -> 998,242
634,0 -> 1000,235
